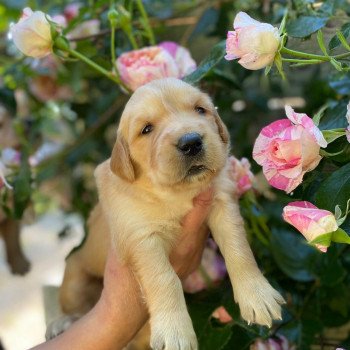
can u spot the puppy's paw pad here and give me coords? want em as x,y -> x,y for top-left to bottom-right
45,315 -> 80,340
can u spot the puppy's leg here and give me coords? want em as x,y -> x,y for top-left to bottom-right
131,235 -> 197,350
208,197 -> 285,327
47,253 -> 102,340
1,219 -> 30,275
59,252 -> 103,315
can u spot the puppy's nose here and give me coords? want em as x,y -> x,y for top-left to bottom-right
177,132 -> 203,156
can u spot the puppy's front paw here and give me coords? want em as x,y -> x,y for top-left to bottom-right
150,312 -> 197,350
235,276 -> 285,327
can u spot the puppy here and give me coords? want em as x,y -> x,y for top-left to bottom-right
53,78 -> 284,349
0,105 -> 30,275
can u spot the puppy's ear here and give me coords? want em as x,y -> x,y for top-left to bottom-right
110,132 -> 135,182
213,111 -> 230,144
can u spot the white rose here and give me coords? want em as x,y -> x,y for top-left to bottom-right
225,12 -> 280,70
10,7 -> 53,58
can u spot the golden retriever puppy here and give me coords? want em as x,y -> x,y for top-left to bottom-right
52,78 -> 284,349
0,105 -> 30,275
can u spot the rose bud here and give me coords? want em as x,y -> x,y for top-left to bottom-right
225,11 -> 280,70
10,7 -> 54,58
283,201 -> 338,253
228,156 -> 255,197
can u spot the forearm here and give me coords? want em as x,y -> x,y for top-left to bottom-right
32,300 -> 147,350
32,263 -> 148,350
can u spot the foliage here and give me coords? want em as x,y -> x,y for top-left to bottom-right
1,0 -> 350,349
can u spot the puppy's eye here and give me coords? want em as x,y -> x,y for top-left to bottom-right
141,124 -> 153,135
195,106 -> 206,115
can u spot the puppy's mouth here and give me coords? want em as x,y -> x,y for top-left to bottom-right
186,164 -> 208,177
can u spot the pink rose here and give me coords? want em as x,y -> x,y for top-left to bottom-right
229,156 -> 254,197
10,8 -> 53,58
282,201 -> 338,253
250,335 -> 295,350
225,12 -> 280,70
116,43 -> 196,91
158,41 -> 196,77
182,240 -> 226,293
64,3 -> 81,22
117,46 -> 179,91
253,106 -> 327,193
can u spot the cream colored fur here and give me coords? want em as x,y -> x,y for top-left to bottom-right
56,78 -> 284,350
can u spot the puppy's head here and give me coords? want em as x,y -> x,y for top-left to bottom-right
110,78 -> 229,187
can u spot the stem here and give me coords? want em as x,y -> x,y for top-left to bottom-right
282,58 -> 324,64
125,29 -> 139,49
334,51 -> 350,59
111,27 -> 116,69
66,47 -> 122,85
135,0 -> 156,45
281,47 -> 329,61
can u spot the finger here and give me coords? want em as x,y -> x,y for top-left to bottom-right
181,186 -> 214,234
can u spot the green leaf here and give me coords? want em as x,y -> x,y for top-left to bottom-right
336,31 -> 350,51
330,58 -> 343,71
280,318 -> 323,349
270,229 -> 318,282
189,7 -> 219,40
322,129 -> 346,143
186,287 -> 224,339
186,286 -> 234,350
312,104 -> 328,126
318,249 -> 347,286
329,73 -> 350,95
183,40 -> 226,84
221,326 -> 255,350
318,100 -> 348,130
199,322 -> 233,350
274,52 -> 285,80
316,163 -> 350,213
309,232 -> 332,247
332,228 -> 350,244
319,149 -> 344,157
317,30 -> 328,56
286,16 -> 329,38
0,88 -> 17,115
329,22 -> 350,51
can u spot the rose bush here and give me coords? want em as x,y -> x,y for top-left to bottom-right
2,1 -> 350,349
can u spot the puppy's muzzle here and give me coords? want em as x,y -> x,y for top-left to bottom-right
177,132 -> 203,157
